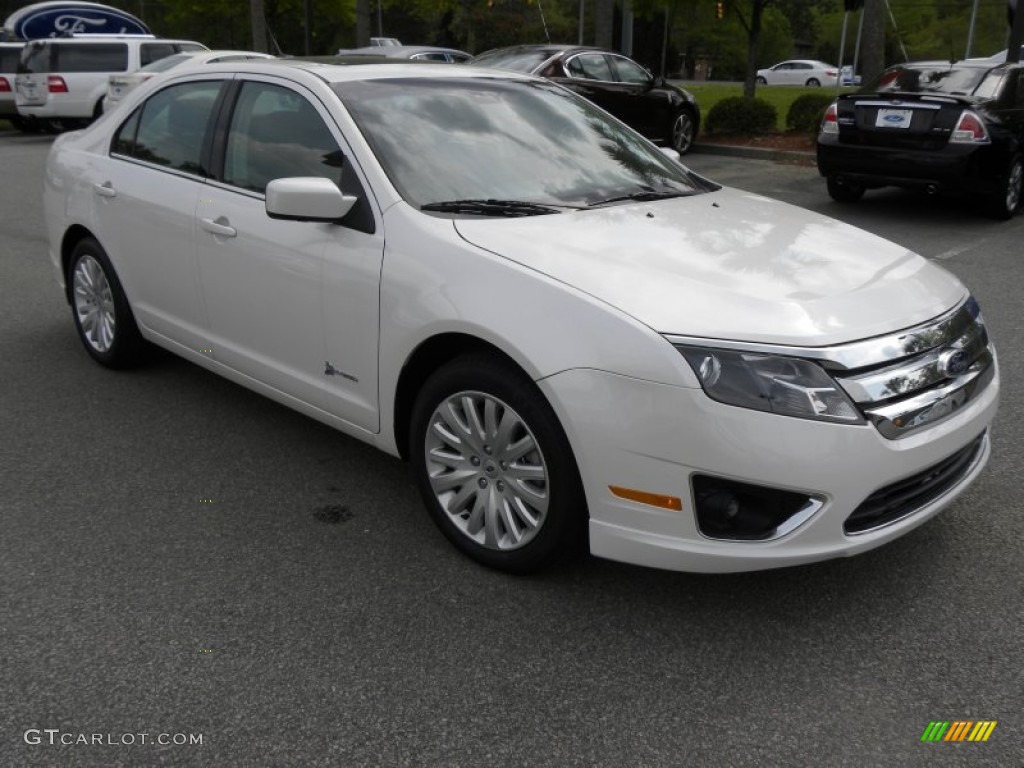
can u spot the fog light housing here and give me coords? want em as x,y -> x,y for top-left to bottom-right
692,475 -> 823,541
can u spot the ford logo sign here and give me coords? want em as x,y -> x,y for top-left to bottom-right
883,114 -> 904,123
938,348 -> 971,377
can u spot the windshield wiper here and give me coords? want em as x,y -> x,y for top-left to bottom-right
421,199 -> 564,217
588,189 -> 694,207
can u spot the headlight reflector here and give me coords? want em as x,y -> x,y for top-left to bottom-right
676,346 -> 862,423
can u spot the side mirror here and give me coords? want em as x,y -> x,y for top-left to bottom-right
659,146 -> 681,162
265,177 -> 356,222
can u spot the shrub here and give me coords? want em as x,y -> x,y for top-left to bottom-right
704,97 -> 777,135
786,93 -> 835,133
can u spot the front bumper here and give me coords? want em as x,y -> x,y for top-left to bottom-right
539,365 -> 998,573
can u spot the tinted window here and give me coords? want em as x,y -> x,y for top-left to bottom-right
129,81 -> 222,174
139,43 -> 177,67
0,46 -> 21,72
567,53 -> 613,81
612,56 -> 650,84
19,42 -> 50,74
869,65 -> 992,96
111,107 -> 141,156
53,43 -> 128,73
223,81 -> 343,194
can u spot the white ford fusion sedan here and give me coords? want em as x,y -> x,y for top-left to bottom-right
43,61 -> 999,574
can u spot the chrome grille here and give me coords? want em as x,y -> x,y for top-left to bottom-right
831,297 -> 995,438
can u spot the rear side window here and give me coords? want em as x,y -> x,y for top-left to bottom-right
53,43 -> 128,73
114,80 -> 223,175
0,46 -> 21,72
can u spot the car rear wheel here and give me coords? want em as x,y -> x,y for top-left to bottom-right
987,154 -> 1023,220
668,109 -> 697,155
806,77 -> 821,87
68,236 -> 147,368
826,175 -> 865,203
409,354 -> 585,573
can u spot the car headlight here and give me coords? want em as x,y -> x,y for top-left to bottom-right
675,345 -> 862,424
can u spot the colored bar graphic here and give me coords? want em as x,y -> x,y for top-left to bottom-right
921,720 -> 996,742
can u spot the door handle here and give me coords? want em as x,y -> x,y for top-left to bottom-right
199,216 -> 237,238
93,182 -> 116,198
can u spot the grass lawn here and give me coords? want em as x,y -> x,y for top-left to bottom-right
680,83 -> 858,132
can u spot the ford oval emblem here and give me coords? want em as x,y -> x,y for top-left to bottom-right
883,114 -> 904,123
938,348 -> 970,377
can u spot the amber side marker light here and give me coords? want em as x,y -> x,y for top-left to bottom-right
609,486 -> 683,511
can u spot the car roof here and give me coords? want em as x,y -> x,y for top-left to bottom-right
475,43 -> 614,57
179,59 -> 535,85
337,45 -> 469,57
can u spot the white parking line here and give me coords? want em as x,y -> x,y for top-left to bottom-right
931,243 -> 975,261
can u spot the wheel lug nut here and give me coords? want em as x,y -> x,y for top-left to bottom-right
470,456 -> 480,466
483,445 -> 492,455
496,481 -> 505,491
499,461 -> 507,470
478,478 -> 488,488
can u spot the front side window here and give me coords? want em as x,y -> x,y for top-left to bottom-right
222,81 -> 343,194
612,56 -> 650,85
116,80 -> 222,174
335,78 -> 711,210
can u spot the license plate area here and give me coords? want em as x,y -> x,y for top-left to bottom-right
875,108 -> 913,129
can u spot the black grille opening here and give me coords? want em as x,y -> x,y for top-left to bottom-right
844,433 -> 985,535
692,475 -> 815,541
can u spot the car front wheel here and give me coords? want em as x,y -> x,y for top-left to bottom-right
410,354 -> 585,573
668,109 -> 697,155
826,175 -> 865,203
68,236 -> 146,368
987,154 -> 1023,220
756,76 -> 767,85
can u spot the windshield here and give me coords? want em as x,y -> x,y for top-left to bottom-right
866,65 -> 993,96
140,52 -> 196,73
333,77 -> 712,210
470,50 -> 553,73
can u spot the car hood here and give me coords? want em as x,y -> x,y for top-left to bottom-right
452,187 -> 965,347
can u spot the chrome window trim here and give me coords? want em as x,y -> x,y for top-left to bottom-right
664,295 -> 975,372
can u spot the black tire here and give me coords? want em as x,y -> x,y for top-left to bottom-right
91,98 -> 104,123
756,76 -> 767,86
806,77 -> 821,87
826,175 -> 865,203
9,115 -> 32,133
985,154 -> 1023,220
667,108 -> 697,155
67,236 -> 147,368
409,354 -> 586,574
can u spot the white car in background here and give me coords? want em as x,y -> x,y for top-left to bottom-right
1,42 -> 25,129
757,59 -> 839,87
105,50 -> 274,112
43,61 -> 998,574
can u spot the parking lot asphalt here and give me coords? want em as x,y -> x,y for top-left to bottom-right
2,130 -> 1022,767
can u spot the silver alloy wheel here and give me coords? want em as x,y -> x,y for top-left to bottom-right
1006,159 -> 1022,213
72,254 -> 116,353
425,390 -> 549,551
672,112 -> 695,154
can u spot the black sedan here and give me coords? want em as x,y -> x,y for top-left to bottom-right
817,60 -> 1024,219
470,44 -> 700,155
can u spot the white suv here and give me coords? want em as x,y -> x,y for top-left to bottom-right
0,42 -> 24,129
15,35 -> 205,127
